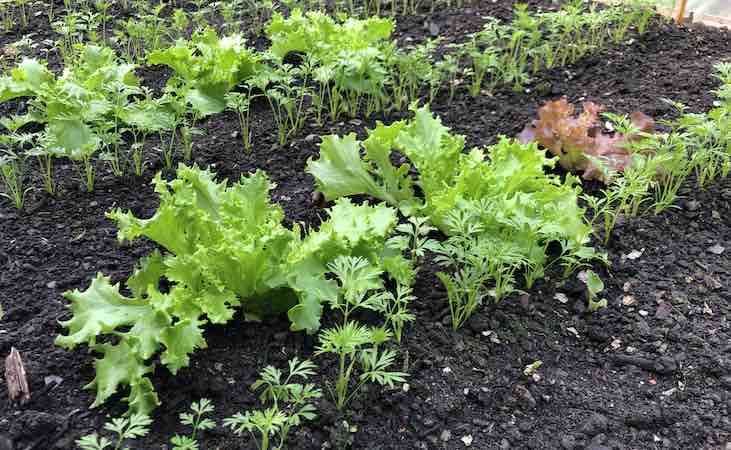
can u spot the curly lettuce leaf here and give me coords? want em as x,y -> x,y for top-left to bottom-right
307,134 -> 384,201
266,9 -> 393,64
109,166 -> 225,254
56,275 -> 173,414
395,105 -> 464,201
286,199 -> 399,332
126,250 -> 165,298
159,319 -> 207,374
148,30 -> 260,116
306,121 -> 420,215
59,165 -> 404,415
307,106 -> 599,295
86,339 -> 156,409
0,58 -> 53,102
55,274 -> 154,349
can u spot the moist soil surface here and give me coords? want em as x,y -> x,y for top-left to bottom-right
1,2 -> 731,449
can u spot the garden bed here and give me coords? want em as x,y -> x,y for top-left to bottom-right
1,1 -> 731,449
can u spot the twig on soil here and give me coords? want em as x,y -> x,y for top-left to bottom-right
4,347 -> 30,405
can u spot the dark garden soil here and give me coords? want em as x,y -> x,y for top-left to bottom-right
1,1 -> 731,449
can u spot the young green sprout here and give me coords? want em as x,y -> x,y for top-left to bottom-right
314,256 -> 408,410
226,91 -> 255,152
579,270 -> 607,312
225,358 -> 321,450
170,399 -> 216,450
0,152 -> 30,210
76,413 -> 152,450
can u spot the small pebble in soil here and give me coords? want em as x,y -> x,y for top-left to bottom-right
273,331 -> 288,342
310,191 -> 324,207
579,413 -> 609,437
440,430 -> 451,442
513,384 -> 537,410
685,200 -> 701,211
561,435 -> 577,449
708,244 -> 725,255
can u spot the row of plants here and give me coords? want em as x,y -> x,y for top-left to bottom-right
0,0 -> 658,38
59,66 -> 731,443
55,161 -> 417,412
259,0 -> 659,122
59,106 -> 602,448
451,0 -> 657,96
516,63 -> 731,244
0,32 -> 261,205
78,362 -> 322,450
7,2 -> 730,448
306,104 -> 604,325
0,1 -> 661,208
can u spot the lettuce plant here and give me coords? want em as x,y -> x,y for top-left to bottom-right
308,105 -> 593,250
265,9 -> 393,119
56,164 -> 407,415
307,105 -> 599,326
0,58 -> 53,102
306,121 -> 418,213
148,29 -> 261,117
518,98 -> 654,182
119,90 -> 177,174
332,47 -> 389,117
0,46 -> 141,191
265,9 -> 393,65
